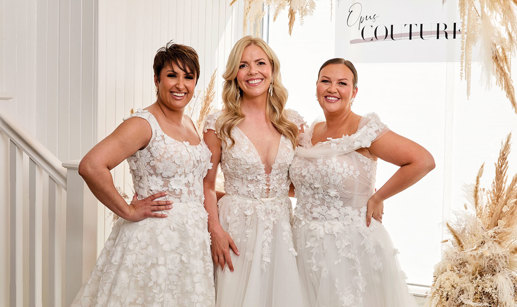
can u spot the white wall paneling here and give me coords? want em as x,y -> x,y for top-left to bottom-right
0,0 -> 98,162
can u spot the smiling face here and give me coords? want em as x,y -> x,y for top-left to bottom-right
154,61 -> 196,111
236,44 -> 273,100
316,63 -> 358,115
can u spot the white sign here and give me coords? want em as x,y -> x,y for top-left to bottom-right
335,0 -> 462,62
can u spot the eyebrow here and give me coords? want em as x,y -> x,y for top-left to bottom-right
320,75 -> 350,81
165,68 -> 194,75
240,58 -> 267,63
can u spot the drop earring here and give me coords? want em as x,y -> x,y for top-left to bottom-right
268,83 -> 273,97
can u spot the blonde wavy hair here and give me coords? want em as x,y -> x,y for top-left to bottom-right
216,36 -> 298,148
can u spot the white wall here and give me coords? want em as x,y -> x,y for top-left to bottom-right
0,0 -> 98,162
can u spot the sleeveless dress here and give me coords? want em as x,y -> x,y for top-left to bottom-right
290,113 -> 416,307
204,109 -> 309,307
72,110 -> 215,307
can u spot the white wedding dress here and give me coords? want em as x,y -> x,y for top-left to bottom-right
72,110 -> 215,307
290,113 -> 416,307
204,109 -> 308,307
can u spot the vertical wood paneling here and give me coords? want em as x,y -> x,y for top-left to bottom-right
81,0 -> 97,157
69,0 -> 82,160
36,0 -> 48,146
58,0 -> 71,161
1,0 -> 98,161
47,0 -> 60,155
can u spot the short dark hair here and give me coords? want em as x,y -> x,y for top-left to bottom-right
153,41 -> 200,84
318,58 -> 358,89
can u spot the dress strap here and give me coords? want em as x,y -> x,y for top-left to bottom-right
124,109 -> 159,140
203,110 -> 222,133
295,113 -> 389,158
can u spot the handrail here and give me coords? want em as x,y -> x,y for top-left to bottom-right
0,112 -> 67,187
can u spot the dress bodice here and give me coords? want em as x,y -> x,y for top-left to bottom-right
126,110 -> 212,204
290,113 -> 388,221
204,109 -> 305,199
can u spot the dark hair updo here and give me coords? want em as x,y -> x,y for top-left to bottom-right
318,58 -> 358,89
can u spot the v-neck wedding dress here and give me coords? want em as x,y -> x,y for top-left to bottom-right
204,109 -> 308,307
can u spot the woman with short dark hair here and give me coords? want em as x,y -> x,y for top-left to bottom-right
72,42 -> 215,306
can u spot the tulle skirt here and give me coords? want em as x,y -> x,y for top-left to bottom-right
72,202 -> 215,307
293,209 -> 416,307
215,194 -> 309,307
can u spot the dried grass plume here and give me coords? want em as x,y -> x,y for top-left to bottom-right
448,0 -> 517,113
231,0 -> 315,35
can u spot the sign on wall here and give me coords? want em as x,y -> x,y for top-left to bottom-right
335,0 -> 463,62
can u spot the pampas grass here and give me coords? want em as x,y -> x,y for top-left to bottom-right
196,70 -> 217,129
231,0 -> 315,35
429,133 -> 517,307
451,0 -> 517,113
185,70 -> 217,130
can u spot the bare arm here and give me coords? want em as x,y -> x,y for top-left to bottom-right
365,130 -> 435,226
79,117 -> 172,222
203,129 -> 239,271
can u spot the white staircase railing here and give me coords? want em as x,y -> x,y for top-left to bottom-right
0,113 -> 99,307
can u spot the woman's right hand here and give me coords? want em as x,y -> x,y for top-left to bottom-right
125,192 -> 172,222
210,224 -> 239,272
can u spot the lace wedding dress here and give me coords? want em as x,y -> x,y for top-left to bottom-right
72,110 -> 215,307
204,109 -> 308,307
290,113 -> 416,307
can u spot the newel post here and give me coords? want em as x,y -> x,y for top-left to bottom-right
62,160 -> 98,306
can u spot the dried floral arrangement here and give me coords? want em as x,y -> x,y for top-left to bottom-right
450,0 -> 517,113
231,0 -> 315,35
429,133 -> 517,306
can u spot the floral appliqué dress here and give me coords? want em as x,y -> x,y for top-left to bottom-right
72,110 -> 215,307
204,109 -> 308,307
290,113 -> 416,307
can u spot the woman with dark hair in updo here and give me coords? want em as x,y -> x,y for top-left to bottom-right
73,42 -> 215,306
290,58 -> 434,307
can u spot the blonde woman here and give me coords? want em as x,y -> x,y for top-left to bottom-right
203,36 -> 307,307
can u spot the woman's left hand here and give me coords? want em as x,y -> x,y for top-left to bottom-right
366,194 -> 384,227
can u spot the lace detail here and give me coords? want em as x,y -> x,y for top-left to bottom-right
285,108 -> 306,130
208,110 -> 307,306
73,109 -> 215,307
291,113 -> 414,307
219,195 -> 296,270
203,110 -> 222,134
